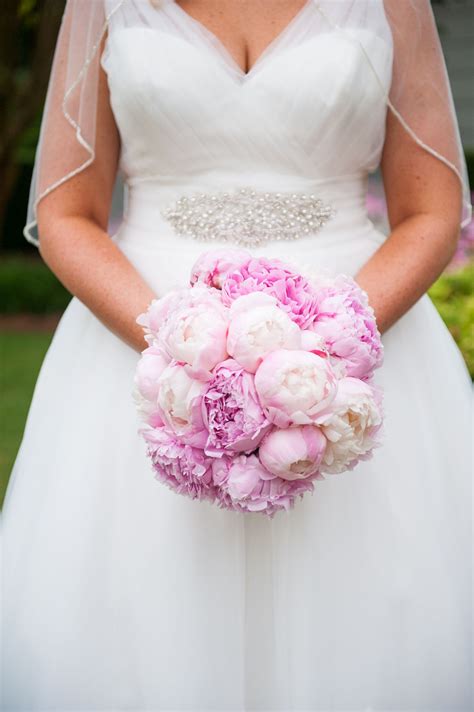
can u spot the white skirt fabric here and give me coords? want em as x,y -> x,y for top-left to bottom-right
2,195 -> 473,711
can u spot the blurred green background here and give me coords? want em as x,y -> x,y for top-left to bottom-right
1,0 -> 473,507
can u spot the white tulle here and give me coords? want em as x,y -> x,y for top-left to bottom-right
3,0 -> 473,710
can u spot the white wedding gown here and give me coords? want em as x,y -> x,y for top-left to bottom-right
2,1 -> 473,710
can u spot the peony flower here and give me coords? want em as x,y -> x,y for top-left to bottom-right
157,288 -> 229,378
136,290 -> 184,345
259,425 -> 327,480
140,425 -> 217,502
132,345 -> 170,426
254,349 -> 338,427
136,285 -> 226,343
300,329 -> 347,378
221,256 -> 320,329
190,248 -> 251,289
227,292 -> 301,373
132,395 -> 164,428
202,359 -> 270,456
314,376 -> 384,474
300,329 -> 327,356
212,454 -> 315,517
308,273 -> 384,380
134,345 -> 170,403
134,252 -> 386,515
156,362 -> 207,447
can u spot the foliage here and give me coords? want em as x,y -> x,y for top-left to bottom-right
464,148 -> 474,187
0,254 -> 71,314
0,0 -> 64,246
428,259 -> 474,378
15,113 -> 42,166
0,330 -> 53,506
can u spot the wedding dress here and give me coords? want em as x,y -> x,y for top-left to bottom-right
2,1 -> 472,710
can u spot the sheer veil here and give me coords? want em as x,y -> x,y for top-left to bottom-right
24,0 -> 472,247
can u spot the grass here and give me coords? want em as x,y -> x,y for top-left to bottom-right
428,260 -> 474,378
0,330 -> 53,506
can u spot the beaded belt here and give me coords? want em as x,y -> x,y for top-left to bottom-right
159,186 -> 336,247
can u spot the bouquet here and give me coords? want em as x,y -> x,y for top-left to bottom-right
133,248 -> 384,517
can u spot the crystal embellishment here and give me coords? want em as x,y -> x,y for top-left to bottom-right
159,186 -> 336,246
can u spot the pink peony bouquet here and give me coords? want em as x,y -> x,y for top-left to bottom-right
133,249 -> 385,517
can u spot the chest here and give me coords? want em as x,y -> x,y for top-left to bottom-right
170,0 -> 316,76
101,0 -> 394,178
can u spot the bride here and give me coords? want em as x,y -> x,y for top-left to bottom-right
2,0 -> 472,709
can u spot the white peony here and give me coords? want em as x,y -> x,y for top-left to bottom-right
315,376 -> 384,474
254,348 -> 338,428
227,292 -> 301,373
158,289 -> 229,378
156,362 -> 206,439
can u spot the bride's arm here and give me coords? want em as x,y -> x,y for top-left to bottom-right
37,62 -> 156,355
353,108 -> 462,335
353,0 -> 466,336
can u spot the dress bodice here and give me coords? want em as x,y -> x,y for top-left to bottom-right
101,0 -> 394,278
102,0 -> 393,191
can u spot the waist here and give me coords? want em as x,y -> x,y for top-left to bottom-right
118,172 -> 377,247
112,173 -> 389,293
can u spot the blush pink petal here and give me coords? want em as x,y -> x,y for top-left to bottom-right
259,425 -> 327,479
140,425 -> 217,502
212,454 -> 316,518
202,359 -> 271,457
254,349 -> 338,427
308,274 -> 384,380
190,249 -> 251,288
221,256 -> 321,329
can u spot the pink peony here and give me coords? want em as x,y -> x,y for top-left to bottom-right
134,345 -> 170,403
211,454 -> 315,518
259,425 -> 327,480
140,425 -> 217,502
136,286 -> 224,344
190,248 -> 251,288
157,287 -> 229,379
135,290 -> 185,344
133,345 -> 170,426
227,292 -> 301,373
314,376 -> 384,474
221,256 -> 320,329
134,250 -> 386,516
156,362 -> 207,447
202,359 -> 270,457
308,274 -> 384,380
254,349 -> 338,428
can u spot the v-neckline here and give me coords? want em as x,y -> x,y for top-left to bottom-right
169,0 -> 315,81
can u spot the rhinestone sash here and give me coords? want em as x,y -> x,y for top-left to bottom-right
159,186 -> 336,246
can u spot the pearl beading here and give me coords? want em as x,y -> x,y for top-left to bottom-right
159,186 -> 336,246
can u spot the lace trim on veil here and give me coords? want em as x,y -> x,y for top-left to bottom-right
23,0 -> 126,245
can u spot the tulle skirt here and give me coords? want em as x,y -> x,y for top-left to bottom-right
2,214 -> 472,711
